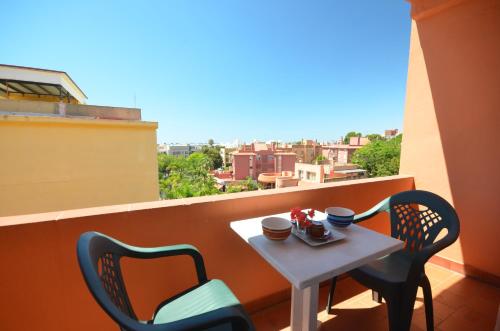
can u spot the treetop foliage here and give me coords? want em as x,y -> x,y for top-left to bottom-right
351,134 -> 402,177
159,152 -> 219,199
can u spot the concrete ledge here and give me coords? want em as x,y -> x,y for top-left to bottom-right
0,98 -> 141,120
0,175 -> 414,227
0,113 -> 157,129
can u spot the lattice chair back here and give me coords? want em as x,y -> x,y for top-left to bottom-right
78,232 -> 138,331
388,190 -> 460,260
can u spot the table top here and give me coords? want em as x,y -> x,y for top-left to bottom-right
230,210 -> 403,289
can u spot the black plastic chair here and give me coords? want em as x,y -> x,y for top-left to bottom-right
77,231 -> 255,331
326,190 -> 460,331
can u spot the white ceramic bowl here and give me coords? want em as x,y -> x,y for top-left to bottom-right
261,217 -> 292,240
325,207 -> 355,218
261,217 -> 292,231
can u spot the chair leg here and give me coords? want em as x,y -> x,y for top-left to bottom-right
421,275 -> 434,331
399,285 -> 419,331
385,295 -> 401,331
372,290 -> 382,303
326,277 -> 337,314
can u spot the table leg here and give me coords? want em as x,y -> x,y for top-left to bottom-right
291,284 -> 320,331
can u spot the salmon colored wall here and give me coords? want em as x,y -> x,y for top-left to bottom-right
233,154 -> 252,180
0,115 -> 159,217
401,0 -> 500,277
277,154 -> 297,174
0,176 -> 413,331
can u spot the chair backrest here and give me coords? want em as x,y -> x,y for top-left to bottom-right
388,190 -> 460,259
77,232 -> 138,331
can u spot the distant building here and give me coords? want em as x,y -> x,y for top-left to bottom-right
295,163 -> 367,184
349,136 -> 370,146
322,136 -> 368,165
385,129 -> 399,139
158,144 -> 202,157
295,163 -> 326,184
332,164 -> 368,181
281,139 -> 322,163
231,143 -> 296,180
220,147 -> 238,167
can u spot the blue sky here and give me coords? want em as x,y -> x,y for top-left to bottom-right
1,1 -> 411,144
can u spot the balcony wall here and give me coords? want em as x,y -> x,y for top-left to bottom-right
402,0 -> 500,282
0,175 -> 413,331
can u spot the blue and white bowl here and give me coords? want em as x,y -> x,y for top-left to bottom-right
325,207 -> 355,228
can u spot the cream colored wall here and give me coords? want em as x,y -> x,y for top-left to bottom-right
0,115 -> 159,216
295,163 -> 324,183
0,93 -> 80,104
0,99 -> 141,120
402,0 -> 500,277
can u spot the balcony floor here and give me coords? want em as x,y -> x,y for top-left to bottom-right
251,263 -> 500,331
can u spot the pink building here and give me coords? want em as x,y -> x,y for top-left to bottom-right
274,152 -> 296,174
322,137 -> 370,164
231,143 -> 296,180
385,129 -> 399,139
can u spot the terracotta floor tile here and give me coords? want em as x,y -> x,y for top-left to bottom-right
251,267 -> 500,331
438,305 -> 495,331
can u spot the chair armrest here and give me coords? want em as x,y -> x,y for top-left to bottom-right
353,197 -> 391,223
102,234 -> 207,284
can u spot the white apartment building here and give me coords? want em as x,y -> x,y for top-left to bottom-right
158,144 -> 202,157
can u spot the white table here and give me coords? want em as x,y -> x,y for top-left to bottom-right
230,211 -> 403,331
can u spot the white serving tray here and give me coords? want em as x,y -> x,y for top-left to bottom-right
291,224 -> 346,247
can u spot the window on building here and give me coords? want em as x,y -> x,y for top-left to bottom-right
306,171 -> 316,181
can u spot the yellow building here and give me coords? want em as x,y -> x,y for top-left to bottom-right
0,65 -> 159,217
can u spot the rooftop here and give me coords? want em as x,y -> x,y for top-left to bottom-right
0,64 -> 87,104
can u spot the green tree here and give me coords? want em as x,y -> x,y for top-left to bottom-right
226,185 -> 243,193
366,133 -> 385,142
201,146 -> 223,169
242,177 -> 258,191
313,154 -> 327,164
225,177 -> 258,194
157,153 -> 177,179
159,152 -> 219,199
343,131 -> 362,144
351,134 -> 402,177
208,138 -> 214,146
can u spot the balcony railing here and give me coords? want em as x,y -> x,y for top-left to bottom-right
0,175 -> 414,330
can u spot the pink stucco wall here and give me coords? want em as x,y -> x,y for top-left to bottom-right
276,154 -> 296,173
233,154 -> 252,180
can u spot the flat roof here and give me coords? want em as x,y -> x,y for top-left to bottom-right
274,152 -> 297,155
336,169 -> 367,174
232,152 -> 256,156
322,144 -> 363,150
0,64 -> 87,103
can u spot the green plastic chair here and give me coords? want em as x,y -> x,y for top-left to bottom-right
326,190 -> 460,331
77,232 -> 255,331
